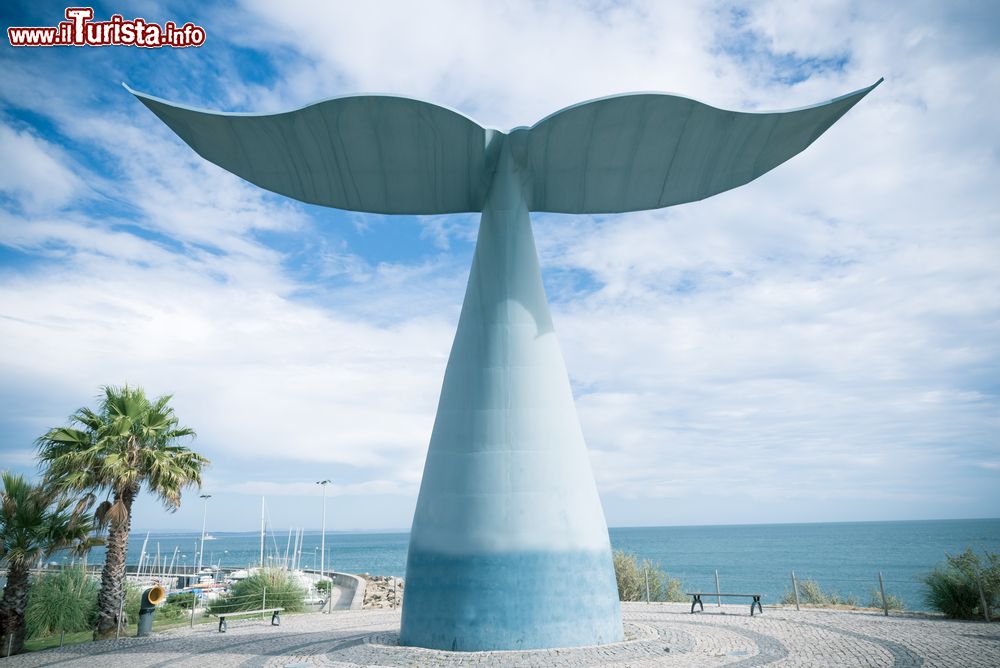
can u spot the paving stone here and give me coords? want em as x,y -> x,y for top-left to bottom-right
2,603 -> 997,667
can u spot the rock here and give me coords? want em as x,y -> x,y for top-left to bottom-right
360,574 -> 405,609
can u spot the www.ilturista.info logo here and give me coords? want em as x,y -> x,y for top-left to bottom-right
7,7 -> 206,48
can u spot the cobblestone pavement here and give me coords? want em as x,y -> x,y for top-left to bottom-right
3,603 -> 998,667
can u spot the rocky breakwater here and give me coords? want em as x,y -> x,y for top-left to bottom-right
360,574 -> 404,609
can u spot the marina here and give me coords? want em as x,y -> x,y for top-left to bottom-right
35,518 -> 1000,613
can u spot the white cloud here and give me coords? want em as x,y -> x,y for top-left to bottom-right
220,0 -> 740,127
0,124 -> 85,212
220,479 -> 416,498
1,0 -> 997,529
0,247 -> 456,469
0,448 -> 38,468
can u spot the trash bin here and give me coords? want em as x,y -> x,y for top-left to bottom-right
137,585 -> 166,637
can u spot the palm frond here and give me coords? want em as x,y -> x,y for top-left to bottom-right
103,499 -> 129,527
93,500 -> 113,527
34,385 -> 208,550
1,473 -> 98,568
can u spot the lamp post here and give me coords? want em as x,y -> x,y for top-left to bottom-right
317,479 -> 331,610
197,494 -> 212,575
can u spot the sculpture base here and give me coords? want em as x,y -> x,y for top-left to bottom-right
399,547 -> 623,651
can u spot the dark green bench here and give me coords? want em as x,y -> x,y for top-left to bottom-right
686,592 -> 763,616
211,607 -> 284,632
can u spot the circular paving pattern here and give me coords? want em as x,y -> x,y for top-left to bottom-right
4,603 -> 998,667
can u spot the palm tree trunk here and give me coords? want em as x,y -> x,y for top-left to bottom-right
0,562 -> 31,656
94,485 -> 137,639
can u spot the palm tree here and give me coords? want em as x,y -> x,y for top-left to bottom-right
0,473 -> 95,657
35,385 -> 208,639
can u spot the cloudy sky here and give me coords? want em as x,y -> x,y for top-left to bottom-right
1,1 -> 997,533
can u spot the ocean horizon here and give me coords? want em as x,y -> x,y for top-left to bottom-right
67,517 -> 1000,612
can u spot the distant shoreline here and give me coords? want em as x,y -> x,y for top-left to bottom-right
130,516 -> 1000,535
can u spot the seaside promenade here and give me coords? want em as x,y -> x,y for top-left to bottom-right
2,602 -> 996,667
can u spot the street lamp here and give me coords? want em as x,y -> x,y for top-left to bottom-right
317,479 -> 331,610
198,494 -> 212,574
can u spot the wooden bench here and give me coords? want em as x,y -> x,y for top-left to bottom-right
686,592 -> 763,616
211,607 -> 284,632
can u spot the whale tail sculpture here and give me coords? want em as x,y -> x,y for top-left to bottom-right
129,79 -> 881,651
127,80 -> 880,216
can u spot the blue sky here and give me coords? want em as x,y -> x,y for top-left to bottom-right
1,1 -> 998,532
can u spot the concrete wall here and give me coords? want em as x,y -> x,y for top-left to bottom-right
329,571 -> 365,610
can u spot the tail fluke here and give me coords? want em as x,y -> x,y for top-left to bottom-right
125,85 -> 498,215
513,79 -> 882,213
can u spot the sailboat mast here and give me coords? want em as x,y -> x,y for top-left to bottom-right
137,531 -> 150,580
259,496 -> 265,570
168,546 -> 178,584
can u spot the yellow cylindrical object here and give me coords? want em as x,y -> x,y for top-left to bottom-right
144,585 -> 166,606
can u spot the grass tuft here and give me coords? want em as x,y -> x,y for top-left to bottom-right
207,569 -> 305,614
25,567 -> 98,639
613,550 -> 686,602
923,547 -> 998,619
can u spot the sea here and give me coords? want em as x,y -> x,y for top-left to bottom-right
51,518 -> 1000,612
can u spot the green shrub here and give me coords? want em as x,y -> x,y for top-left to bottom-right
867,588 -> 904,611
780,579 -> 858,606
613,551 -> 685,602
208,569 -> 305,614
315,579 -> 331,594
123,582 -> 142,623
166,592 -> 196,609
24,567 -> 98,639
154,600 -> 188,623
923,548 -> 999,619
